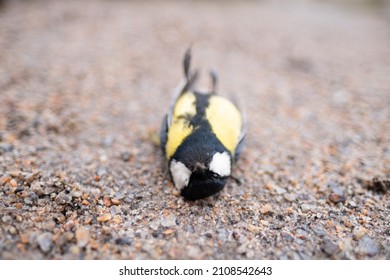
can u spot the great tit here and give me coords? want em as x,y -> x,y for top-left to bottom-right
160,48 -> 245,200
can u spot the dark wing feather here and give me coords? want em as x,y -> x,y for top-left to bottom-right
160,114 -> 169,155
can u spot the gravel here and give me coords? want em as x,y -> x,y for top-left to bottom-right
37,233 -> 53,253
0,0 -> 389,260
75,227 -> 90,248
300,204 -> 315,213
55,192 -> 72,205
322,239 -> 340,256
283,193 -> 297,202
161,214 -> 177,228
328,193 -> 347,204
358,236 -> 379,257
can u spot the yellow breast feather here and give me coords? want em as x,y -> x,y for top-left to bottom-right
165,92 -> 197,159
205,95 -> 242,156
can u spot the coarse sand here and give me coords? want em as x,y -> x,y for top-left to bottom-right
0,0 -> 389,259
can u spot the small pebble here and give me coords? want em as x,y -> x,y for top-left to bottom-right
149,219 -> 160,231
0,143 -> 14,153
89,239 -> 100,250
283,193 -> 297,202
111,198 -> 121,205
328,193 -> 346,203
115,237 -> 132,245
161,213 -> 176,227
42,220 -> 56,231
29,192 -> 38,202
64,232 -> 74,241
348,200 -> 357,208
358,236 -> 378,257
30,181 -> 44,196
237,242 -> 248,254
322,239 -> 340,256
260,204 -> 273,214
247,224 -> 261,234
112,215 -> 123,224
120,151 -> 132,162
2,215 -> 13,224
55,191 -> 72,205
9,226 -> 18,235
64,220 -> 75,231
216,228 -> 229,243
187,246 -> 202,259
69,245 -> 80,255
328,181 -> 344,195
15,186 -> 24,194
102,136 -> 113,147
292,211 -> 298,224
97,167 -> 107,177
53,213 -> 66,223
71,190 -> 82,198
353,227 -> 368,240
44,187 -> 56,195
37,232 -> 53,253
246,250 -> 255,258
97,213 -> 112,222
84,216 -> 93,225
10,179 -> 18,188
274,186 -> 287,194
114,192 -> 126,200
163,229 -> 175,235
262,165 -> 276,174
75,227 -> 90,247
24,197 -> 33,205
312,225 -> 328,237
301,204 -> 314,213
110,205 -> 121,216
102,225 -> 111,235
103,196 -> 112,207
20,233 -> 29,244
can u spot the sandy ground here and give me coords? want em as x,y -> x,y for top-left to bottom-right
0,0 -> 389,259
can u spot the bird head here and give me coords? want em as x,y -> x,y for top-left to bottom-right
170,152 -> 231,200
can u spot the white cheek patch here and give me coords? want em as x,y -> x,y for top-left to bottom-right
209,152 -> 231,177
170,160 -> 191,191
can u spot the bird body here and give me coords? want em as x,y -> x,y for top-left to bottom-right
160,49 -> 245,200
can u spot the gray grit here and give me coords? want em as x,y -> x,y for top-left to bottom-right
0,0 -> 389,259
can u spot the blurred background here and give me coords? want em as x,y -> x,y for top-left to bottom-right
1,0 -> 389,137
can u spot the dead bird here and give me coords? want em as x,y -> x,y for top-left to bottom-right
160,48 -> 246,200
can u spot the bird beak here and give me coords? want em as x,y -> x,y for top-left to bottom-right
193,162 -> 206,172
